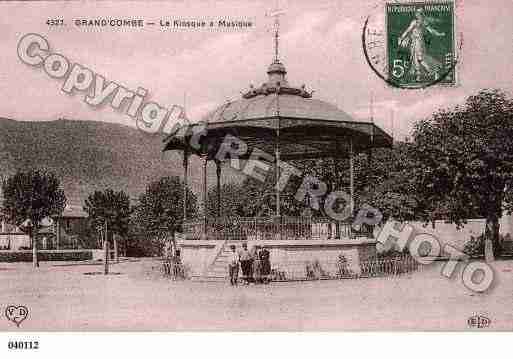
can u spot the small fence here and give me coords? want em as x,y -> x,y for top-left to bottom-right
162,258 -> 187,280
0,249 -> 93,262
269,255 -> 421,282
183,216 -> 374,241
161,255 -> 421,282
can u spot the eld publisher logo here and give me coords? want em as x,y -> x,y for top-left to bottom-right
468,315 -> 491,329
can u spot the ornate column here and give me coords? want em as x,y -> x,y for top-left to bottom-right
349,139 -> 355,215
215,160 -> 221,218
368,122 -> 374,182
330,157 -> 338,239
275,128 -> 282,240
182,149 -> 189,222
275,131 -> 281,217
202,156 -> 208,239
56,219 -> 60,250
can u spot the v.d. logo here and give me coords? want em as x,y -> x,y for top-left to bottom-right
5,305 -> 29,327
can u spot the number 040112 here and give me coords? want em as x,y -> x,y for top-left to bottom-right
7,341 -> 39,350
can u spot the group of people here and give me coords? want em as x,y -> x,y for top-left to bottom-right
228,243 -> 271,285
163,247 -> 184,279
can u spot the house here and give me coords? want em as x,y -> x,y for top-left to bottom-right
44,204 -> 91,250
0,204 -> 91,250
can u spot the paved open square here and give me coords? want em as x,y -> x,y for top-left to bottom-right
1,259 -> 511,331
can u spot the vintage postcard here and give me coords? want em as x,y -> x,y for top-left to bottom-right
1,0 -> 513,347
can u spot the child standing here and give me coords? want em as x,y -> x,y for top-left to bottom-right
228,245 -> 240,286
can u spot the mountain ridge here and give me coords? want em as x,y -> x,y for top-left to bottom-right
0,117 -> 188,205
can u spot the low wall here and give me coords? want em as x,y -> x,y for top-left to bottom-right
0,250 -> 93,262
178,241 -> 222,277
177,238 -> 377,278
405,215 -> 513,251
406,219 -> 485,251
91,249 -> 117,261
254,239 -> 376,279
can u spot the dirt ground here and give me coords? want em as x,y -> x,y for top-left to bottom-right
0,258 -> 512,331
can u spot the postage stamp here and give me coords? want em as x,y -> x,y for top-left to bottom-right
386,2 -> 456,88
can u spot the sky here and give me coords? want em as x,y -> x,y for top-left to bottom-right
0,0 -> 512,141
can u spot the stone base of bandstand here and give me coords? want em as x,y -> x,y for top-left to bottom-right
177,237 -> 377,280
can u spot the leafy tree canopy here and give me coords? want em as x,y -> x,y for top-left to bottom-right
1,169 -> 66,228
83,188 -> 131,236
133,176 -> 196,236
410,89 -> 513,248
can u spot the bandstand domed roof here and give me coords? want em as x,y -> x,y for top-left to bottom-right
202,93 -> 355,124
164,60 -> 392,161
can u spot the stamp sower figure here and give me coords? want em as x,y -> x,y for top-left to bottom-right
398,8 -> 446,81
239,243 -> 252,285
228,245 -> 240,286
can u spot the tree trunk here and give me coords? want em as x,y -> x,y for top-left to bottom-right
171,231 -> 176,257
113,235 -> 119,263
56,220 -> 60,250
104,221 -> 109,275
484,216 -> 500,262
32,227 -> 39,268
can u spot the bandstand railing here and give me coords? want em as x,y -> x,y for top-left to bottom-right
182,216 -> 374,240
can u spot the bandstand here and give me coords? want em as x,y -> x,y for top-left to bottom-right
163,35 -> 392,279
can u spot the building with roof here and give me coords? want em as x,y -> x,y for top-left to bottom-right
163,15 -> 393,280
0,203 -> 91,251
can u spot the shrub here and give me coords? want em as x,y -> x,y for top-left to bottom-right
270,268 -> 286,281
336,253 -> 351,277
463,235 -> 485,257
377,246 -> 408,259
306,259 -> 329,280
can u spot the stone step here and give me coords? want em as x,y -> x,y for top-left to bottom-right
208,274 -> 231,279
212,260 -> 229,266
210,264 -> 229,270
209,271 -> 228,277
199,242 -> 250,281
208,269 -> 228,276
210,264 -> 228,270
212,261 -> 229,266
191,276 -> 227,282
211,263 -> 229,268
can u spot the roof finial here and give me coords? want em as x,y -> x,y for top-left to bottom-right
391,108 -> 395,143
370,91 -> 374,124
268,2 -> 285,63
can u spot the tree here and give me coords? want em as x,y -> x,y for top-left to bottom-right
84,189 -> 131,272
133,176 -> 196,255
205,147 -> 418,222
356,142 -> 419,222
410,89 -> 513,257
207,183 -> 246,218
1,170 -> 66,267
286,145 -> 418,222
